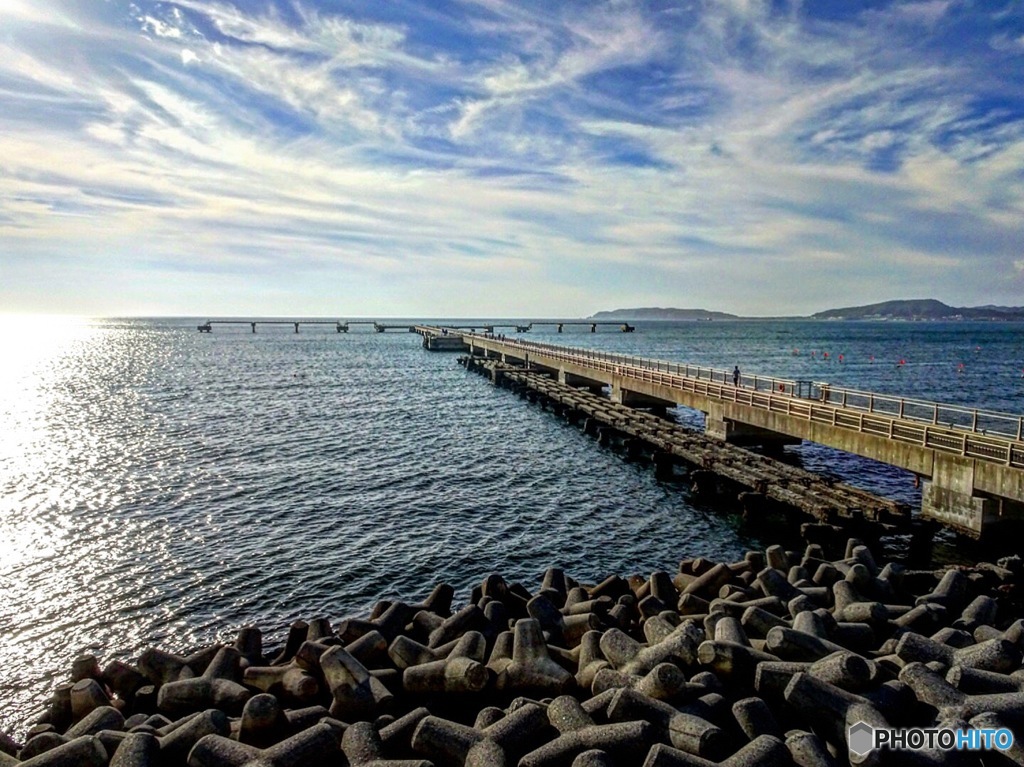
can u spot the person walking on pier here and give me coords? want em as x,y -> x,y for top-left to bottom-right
733,366 -> 740,387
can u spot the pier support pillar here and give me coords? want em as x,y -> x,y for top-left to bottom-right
919,454 -> 1011,539
920,483 -> 995,539
691,470 -> 718,495
653,452 -> 674,480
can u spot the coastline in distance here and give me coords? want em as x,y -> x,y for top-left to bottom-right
591,298 -> 1024,322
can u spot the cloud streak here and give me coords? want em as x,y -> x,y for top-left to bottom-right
1,0 -> 1022,316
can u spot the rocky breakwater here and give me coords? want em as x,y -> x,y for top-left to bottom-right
2,540 -> 1024,766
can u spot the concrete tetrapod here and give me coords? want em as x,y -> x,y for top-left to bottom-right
11,532 -> 1024,767
157,646 -> 252,719
491,619 -> 574,696
186,721 -> 340,767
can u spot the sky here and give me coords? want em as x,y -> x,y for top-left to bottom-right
1,0 -> 1023,318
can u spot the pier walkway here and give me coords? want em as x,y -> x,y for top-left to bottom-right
416,326 -> 1024,538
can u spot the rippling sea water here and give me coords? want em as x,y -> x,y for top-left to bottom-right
1,316 -> 1022,735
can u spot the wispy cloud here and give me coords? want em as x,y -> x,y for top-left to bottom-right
1,0 -> 1022,315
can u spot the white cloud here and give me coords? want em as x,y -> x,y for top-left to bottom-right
1,0 -> 1023,315
141,15 -> 183,39
891,0 -> 953,26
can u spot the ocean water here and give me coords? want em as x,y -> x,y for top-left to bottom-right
1,316 -> 1022,735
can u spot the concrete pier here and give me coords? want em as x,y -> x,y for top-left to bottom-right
415,326 -> 1024,539
197,320 -> 417,333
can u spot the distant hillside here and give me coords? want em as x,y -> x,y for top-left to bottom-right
590,307 -> 738,321
811,299 -> 1024,321
589,300 -> 1024,321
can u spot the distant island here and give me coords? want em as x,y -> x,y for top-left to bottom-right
810,299 -> 1024,321
591,299 -> 1024,322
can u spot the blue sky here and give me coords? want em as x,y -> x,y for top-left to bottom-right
1,0 -> 1023,317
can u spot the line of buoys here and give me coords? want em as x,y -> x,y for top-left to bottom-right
789,347 -> 1023,377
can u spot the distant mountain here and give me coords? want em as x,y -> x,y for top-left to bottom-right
811,299 -> 1024,321
590,307 -> 738,321
590,300 -> 1024,321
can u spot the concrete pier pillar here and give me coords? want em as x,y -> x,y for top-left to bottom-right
653,452 -> 674,480
920,482 -> 997,539
691,470 -> 718,495
919,454 -> 1024,539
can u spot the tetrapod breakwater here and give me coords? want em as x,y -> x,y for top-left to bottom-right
2,534 -> 1024,766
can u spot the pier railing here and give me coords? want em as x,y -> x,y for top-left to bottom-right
457,331 -> 1024,468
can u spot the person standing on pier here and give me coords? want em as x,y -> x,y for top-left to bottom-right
733,366 -> 740,387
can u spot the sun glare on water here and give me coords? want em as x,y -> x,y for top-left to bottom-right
0,314 -> 100,571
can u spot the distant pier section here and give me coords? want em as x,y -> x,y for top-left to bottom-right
197,320 -> 415,333
414,325 -> 1024,539
197,319 -> 634,334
